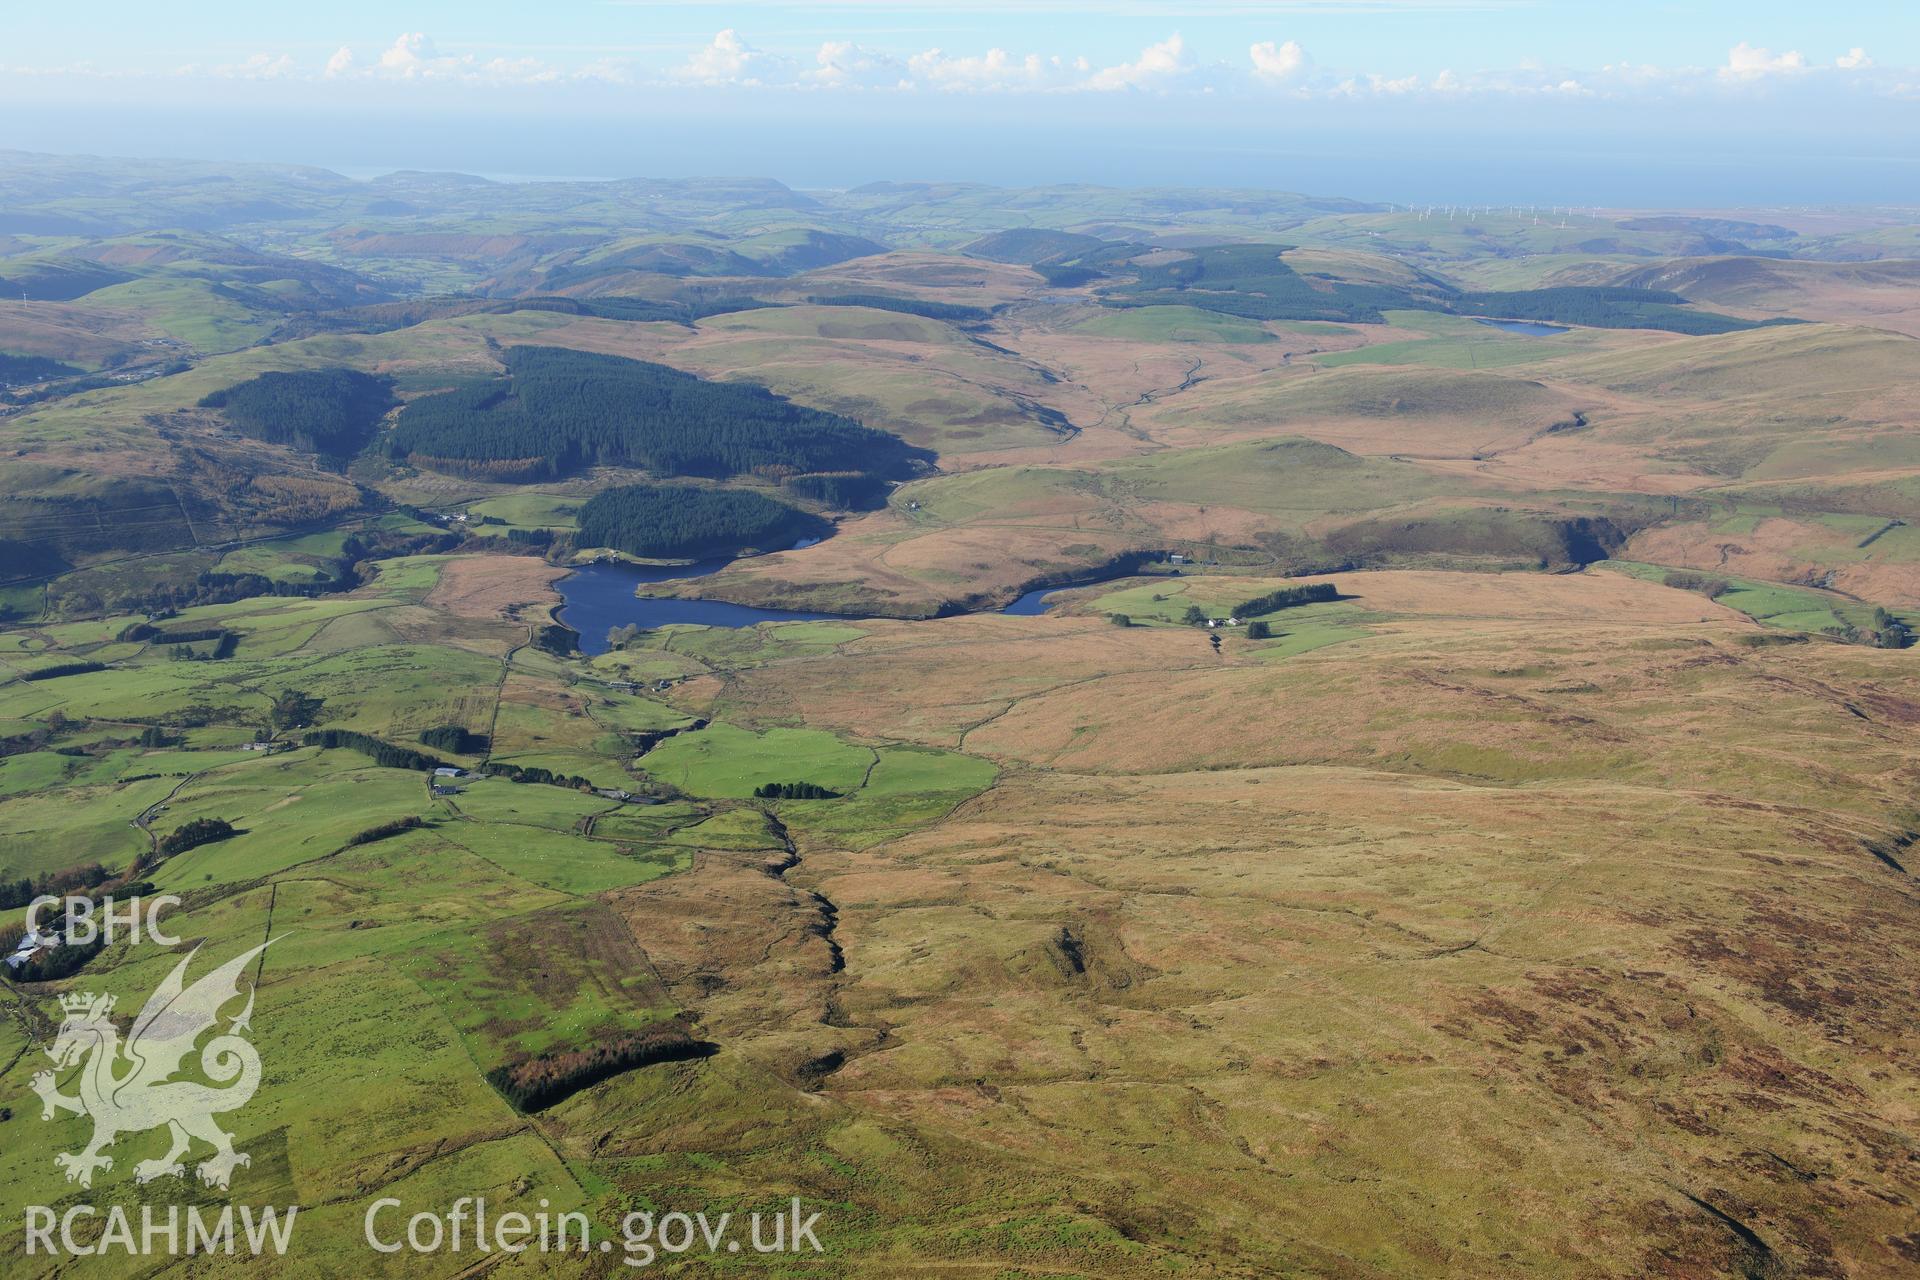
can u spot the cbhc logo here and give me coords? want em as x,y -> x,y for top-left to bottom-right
25,895 -> 182,947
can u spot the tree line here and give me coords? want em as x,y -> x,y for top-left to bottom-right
804,294 -> 991,322
344,816 -> 426,847
22,661 -> 105,681
575,484 -> 830,559
1101,243 -> 1790,334
0,353 -> 84,387
419,726 -> 488,754
753,781 -> 840,799
1451,288 -> 1795,336
158,817 -> 236,857
199,368 -> 396,457
301,729 -> 448,772
387,345 -> 930,486
0,862 -> 110,911
486,1022 -> 716,1113
479,762 -> 597,790
1233,583 -> 1339,618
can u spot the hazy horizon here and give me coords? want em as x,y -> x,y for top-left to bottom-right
9,118 -> 1917,211
6,1 -> 1917,208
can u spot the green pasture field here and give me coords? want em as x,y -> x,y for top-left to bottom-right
650,619 -> 869,667
463,491 -> 584,532
1072,305 -> 1273,344
777,746 -> 999,849
443,775 -> 620,830
483,749 -> 636,792
81,277 -> 281,352
642,722 -> 875,798
580,690 -> 698,735
434,819 -> 691,895
394,898 -> 678,1061
0,775 -> 174,877
585,800 -> 704,843
661,805 -> 785,851
1083,577 -> 1376,660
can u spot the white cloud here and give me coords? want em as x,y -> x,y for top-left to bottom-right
806,40 -> 906,88
1249,39 -> 1306,83
1722,42 -> 1806,80
907,47 -> 1086,91
380,32 -> 439,77
14,25 -> 1916,104
1335,71 -> 1422,96
1088,33 -> 1193,91
336,31 -> 592,85
678,29 -> 783,84
223,53 -> 294,80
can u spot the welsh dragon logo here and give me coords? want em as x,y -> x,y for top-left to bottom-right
31,942 -> 269,1191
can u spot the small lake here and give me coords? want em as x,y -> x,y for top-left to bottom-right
556,560 -> 842,655
1474,318 -> 1571,336
1001,587 -> 1063,616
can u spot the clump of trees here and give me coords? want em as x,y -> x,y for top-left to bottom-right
0,353 -> 84,386
781,471 -> 890,510
532,624 -> 579,657
158,817 -> 236,857
1246,620 -> 1273,640
1662,570 -> 1732,598
83,564 -> 370,620
22,661 -> 105,682
486,1023 -> 716,1113
606,623 -> 651,649
575,484 -> 830,559
1452,288 -> 1789,336
271,689 -> 324,730
419,726 -> 488,754
1871,607 -> 1914,649
1114,243 -> 1423,323
344,816 -> 426,847
199,368 -> 395,457
149,628 -> 240,659
0,863 -> 110,911
1234,583 -> 1338,618
1040,264 -> 1104,287
387,346 -> 930,484
803,294 -> 990,322
1831,608 -> 1915,650
3,934 -> 104,983
301,729 -> 447,772
1100,244 -> 1785,335
753,781 -> 839,800
480,762 -> 596,790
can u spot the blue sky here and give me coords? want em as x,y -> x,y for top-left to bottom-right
4,3 -> 1916,202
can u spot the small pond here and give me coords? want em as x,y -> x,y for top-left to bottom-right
556,560 -> 842,655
